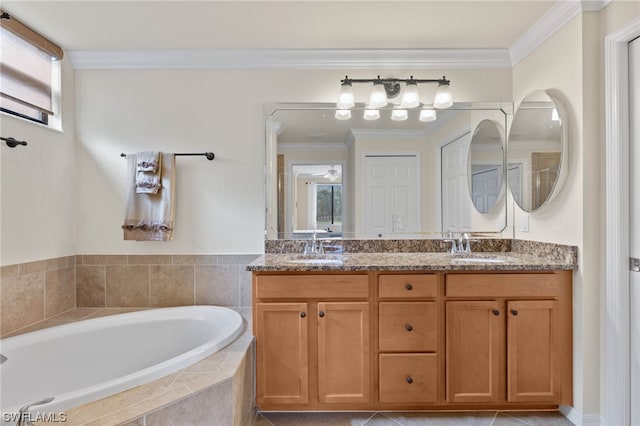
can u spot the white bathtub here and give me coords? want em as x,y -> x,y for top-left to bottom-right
0,306 -> 243,421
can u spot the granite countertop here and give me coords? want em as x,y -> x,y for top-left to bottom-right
246,251 -> 577,272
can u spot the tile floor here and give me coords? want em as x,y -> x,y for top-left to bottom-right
254,411 -> 573,426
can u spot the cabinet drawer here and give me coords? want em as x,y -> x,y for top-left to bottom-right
446,273 -> 559,298
379,302 -> 438,352
379,354 -> 438,403
379,274 -> 438,299
255,274 -> 369,299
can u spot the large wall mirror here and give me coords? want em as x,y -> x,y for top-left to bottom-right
265,103 -> 512,240
468,119 -> 505,214
507,90 -> 567,212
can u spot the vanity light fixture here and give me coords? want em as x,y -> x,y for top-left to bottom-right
335,75 -> 452,121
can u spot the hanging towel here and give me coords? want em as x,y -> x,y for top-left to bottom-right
136,151 -> 162,194
122,152 -> 176,241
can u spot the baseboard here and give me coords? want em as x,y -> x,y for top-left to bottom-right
560,405 -> 602,425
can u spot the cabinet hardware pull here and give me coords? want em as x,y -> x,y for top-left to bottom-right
492,309 -> 500,316
405,283 -> 413,290
300,312 -> 306,318
319,311 -> 325,318
511,310 -> 519,316
406,324 -> 413,332
406,376 -> 413,384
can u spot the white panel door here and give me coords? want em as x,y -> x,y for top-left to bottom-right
362,155 -> 420,237
441,133 -> 471,232
471,166 -> 501,214
629,35 -> 640,426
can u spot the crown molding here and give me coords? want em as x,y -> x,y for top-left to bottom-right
68,48 -> 512,70
509,0 -> 611,66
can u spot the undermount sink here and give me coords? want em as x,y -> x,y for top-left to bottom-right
287,256 -> 344,265
450,255 -> 516,264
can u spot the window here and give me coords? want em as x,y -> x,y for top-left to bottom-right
316,184 -> 342,228
0,11 -> 63,125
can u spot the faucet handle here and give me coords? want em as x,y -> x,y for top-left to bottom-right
318,240 -> 325,255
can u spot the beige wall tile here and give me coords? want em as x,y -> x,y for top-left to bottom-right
19,259 -> 49,275
217,254 -> 260,265
106,265 -> 150,307
145,380 -> 233,426
195,265 -> 239,307
45,266 -> 75,317
1,264 -> 19,278
118,418 -> 144,426
82,255 -> 127,265
240,269 -> 252,307
128,255 -> 172,265
149,265 -> 194,306
77,265 -> 106,307
1,273 -> 45,335
172,255 -> 218,265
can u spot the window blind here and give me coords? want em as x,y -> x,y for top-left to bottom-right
0,11 -> 63,118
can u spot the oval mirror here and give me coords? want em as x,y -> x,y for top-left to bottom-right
467,119 -> 504,214
507,90 -> 567,212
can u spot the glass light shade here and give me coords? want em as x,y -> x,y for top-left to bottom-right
334,109 -> 351,120
337,83 -> 355,109
551,108 -> 560,121
419,109 -> 437,122
391,109 -> 408,121
369,83 -> 388,108
433,83 -> 453,109
400,83 -> 420,108
363,108 -> 380,121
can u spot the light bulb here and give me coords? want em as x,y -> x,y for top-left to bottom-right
363,108 -> 380,121
419,109 -> 437,122
369,81 -> 388,108
391,109 -> 408,121
400,81 -> 420,108
551,108 -> 559,121
335,109 -> 351,120
337,81 -> 354,109
433,82 -> 453,109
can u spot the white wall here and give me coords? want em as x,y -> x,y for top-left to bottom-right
74,68 -> 512,254
0,56 -> 76,266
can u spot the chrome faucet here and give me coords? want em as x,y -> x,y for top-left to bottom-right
304,231 -> 324,255
444,232 -> 474,254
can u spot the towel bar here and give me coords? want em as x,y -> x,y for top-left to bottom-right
120,152 -> 215,161
2,137 -> 28,148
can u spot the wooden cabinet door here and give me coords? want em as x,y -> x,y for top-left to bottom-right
317,302 -> 371,404
446,301 -> 503,403
256,302 -> 309,406
507,300 -> 560,402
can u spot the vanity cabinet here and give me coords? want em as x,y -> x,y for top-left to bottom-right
254,273 -> 371,410
445,273 -> 568,405
252,268 -> 572,411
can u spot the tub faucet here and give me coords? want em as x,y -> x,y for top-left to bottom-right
17,396 -> 55,426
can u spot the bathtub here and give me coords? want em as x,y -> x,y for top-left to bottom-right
0,306 -> 243,422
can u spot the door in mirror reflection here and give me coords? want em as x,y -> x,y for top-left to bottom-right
468,119 -> 504,214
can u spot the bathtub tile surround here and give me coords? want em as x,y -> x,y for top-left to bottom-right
0,255 -> 75,336
75,254 -> 260,309
0,254 -> 258,337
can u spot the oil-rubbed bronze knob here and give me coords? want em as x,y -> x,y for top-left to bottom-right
319,311 -> 325,318
405,283 -> 413,291
511,310 -> 519,316
406,376 -> 413,384
406,324 -> 413,332
492,309 -> 500,316
300,312 -> 306,318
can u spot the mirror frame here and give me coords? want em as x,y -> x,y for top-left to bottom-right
264,102 -> 514,240
507,90 -> 568,213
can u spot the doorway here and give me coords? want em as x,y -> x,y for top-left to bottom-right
629,34 -> 639,426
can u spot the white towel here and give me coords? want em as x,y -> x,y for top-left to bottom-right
123,153 -> 176,241
136,151 -> 162,194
